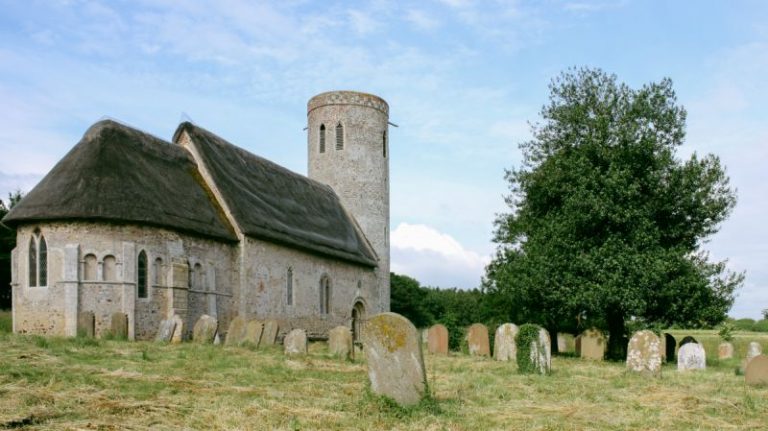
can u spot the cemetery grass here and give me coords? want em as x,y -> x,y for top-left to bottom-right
0,332 -> 767,430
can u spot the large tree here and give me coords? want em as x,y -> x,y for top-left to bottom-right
485,68 -> 743,359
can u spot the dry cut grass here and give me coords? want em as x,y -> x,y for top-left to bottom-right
0,330 -> 766,430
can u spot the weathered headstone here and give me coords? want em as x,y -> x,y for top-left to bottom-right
363,312 -> 427,406
534,328 -> 552,374
427,324 -> 449,355
746,341 -> 762,362
170,314 -> 184,344
261,319 -> 279,346
466,323 -> 490,357
193,314 -> 218,344
677,342 -> 706,371
77,311 -> 95,338
328,326 -> 353,359
745,354 -> 768,386
224,316 -> 247,346
718,342 -> 734,360
626,330 -> 662,377
110,312 -> 128,339
574,335 -> 582,356
663,333 -> 676,362
243,320 -> 264,346
493,323 -> 518,361
284,329 -> 308,356
557,333 -> 575,353
580,329 -> 606,360
155,318 -> 176,342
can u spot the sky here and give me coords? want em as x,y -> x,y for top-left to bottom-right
0,0 -> 766,318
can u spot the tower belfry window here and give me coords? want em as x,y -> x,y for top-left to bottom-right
319,124 -> 326,153
336,123 -> 344,150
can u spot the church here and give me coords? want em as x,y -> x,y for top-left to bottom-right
2,91 -> 391,341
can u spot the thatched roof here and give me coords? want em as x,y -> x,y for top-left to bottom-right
174,122 -> 377,267
2,120 -> 237,242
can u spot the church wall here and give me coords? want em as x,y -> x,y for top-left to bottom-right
239,236 -> 379,340
12,222 -> 237,340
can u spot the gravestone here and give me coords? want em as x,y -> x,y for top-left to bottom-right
534,328 -> 552,374
284,329 -> 308,356
261,320 -> 279,346
557,333 -> 575,353
328,326 -> 353,359
663,333 -> 676,362
677,342 -> 706,371
678,336 -> 697,349
77,311 -> 95,338
580,329 -> 606,360
170,314 -> 184,344
493,323 -> 518,362
110,312 -> 128,339
746,341 -> 762,362
626,330 -> 662,377
243,320 -> 264,346
745,354 -> 768,386
574,335 -> 582,356
193,314 -> 218,344
718,342 -> 734,360
363,312 -> 427,407
427,324 -> 449,355
466,323 -> 490,357
224,316 -> 247,346
155,318 -> 176,342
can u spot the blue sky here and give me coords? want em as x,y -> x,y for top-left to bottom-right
1,0 -> 766,318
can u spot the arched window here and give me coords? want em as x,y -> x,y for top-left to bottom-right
319,124 -> 326,153
27,232 -> 48,287
286,267 -> 293,306
154,257 -> 164,286
103,255 -> 117,281
84,254 -> 98,280
383,131 -> 387,157
194,263 -> 204,290
319,275 -> 331,314
28,237 -> 37,287
335,123 -> 344,150
137,251 -> 148,299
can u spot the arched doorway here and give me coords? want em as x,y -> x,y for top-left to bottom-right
351,301 -> 366,343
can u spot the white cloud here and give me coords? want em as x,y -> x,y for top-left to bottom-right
405,9 -> 440,31
391,222 -> 489,288
348,10 -> 379,36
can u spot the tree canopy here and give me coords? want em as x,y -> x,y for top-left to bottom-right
1,190 -> 24,309
484,68 -> 742,359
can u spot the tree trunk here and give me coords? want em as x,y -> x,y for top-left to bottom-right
606,309 -> 627,361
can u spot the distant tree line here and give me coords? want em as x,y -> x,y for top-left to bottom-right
0,190 -> 23,310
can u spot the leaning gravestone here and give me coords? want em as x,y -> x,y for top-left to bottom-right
746,341 -> 762,362
466,323 -> 490,357
494,323 -> 518,362
110,312 -> 128,340
557,333 -> 575,353
224,316 -> 247,346
574,335 -> 582,356
261,320 -> 279,346
170,314 -> 184,344
626,330 -> 662,377
363,312 -> 427,407
515,324 -> 551,374
193,314 -> 218,344
718,342 -> 734,360
580,329 -> 606,360
155,318 -> 176,342
329,326 -> 353,359
77,311 -> 95,338
745,354 -> 768,386
427,324 -> 449,355
243,320 -> 264,346
677,342 -> 706,371
284,329 -> 308,356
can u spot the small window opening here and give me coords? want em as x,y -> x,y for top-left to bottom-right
286,267 -> 293,306
383,131 -> 387,157
154,257 -> 164,286
28,237 -> 37,287
335,123 -> 344,150
84,254 -> 98,280
320,275 -> 331,314
137,251 -> 148,299
319,124 -> 326,153
103,255 -> 117,281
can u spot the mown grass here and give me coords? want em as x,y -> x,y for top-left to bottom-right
0,310 -> 11,334
1,330 -> 767,430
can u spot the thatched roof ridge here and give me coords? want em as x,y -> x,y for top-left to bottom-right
2,120 -> 237,242
174,122 -> 378,267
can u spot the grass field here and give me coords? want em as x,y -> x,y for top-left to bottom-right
1,323 -> 767,430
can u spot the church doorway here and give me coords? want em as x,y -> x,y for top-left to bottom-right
351,301 -> 366,343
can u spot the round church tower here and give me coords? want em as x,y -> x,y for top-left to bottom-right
307,91 -> 390,312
